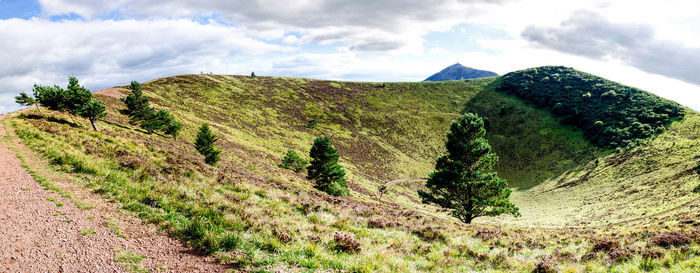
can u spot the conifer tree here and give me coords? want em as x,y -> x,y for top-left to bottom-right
14,92 -> 41,112
78,100 -> 107,131
418,113 -> 519,223
307,136 -> 349,196
195,123 -> 222,166
165,119 -> 183,140
121,81 -> 151,123
280,149 -> 307,173
62,76 -> 93,114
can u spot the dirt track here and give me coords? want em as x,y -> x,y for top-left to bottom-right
0,114 -> 224,272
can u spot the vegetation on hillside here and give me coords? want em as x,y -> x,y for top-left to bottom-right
7,72 -> 699,272
497,66 -> 685,147
121,81 -> 182,138
279,149 -> 307,173
419,113 -> 519,223
16,76 -> 105,131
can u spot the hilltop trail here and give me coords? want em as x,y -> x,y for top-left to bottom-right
0,114 -> 224,272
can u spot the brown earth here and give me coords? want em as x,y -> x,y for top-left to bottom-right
0,114 -> 226,272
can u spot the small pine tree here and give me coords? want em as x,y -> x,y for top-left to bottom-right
195,123 -> 222,166
139,108 -> 165,133
62,76 -> 93,114
307,136 -> 349,196
250,72 -> 256,78
280,149 -> 307,173
33,84 -> 65,111
78,100 -> 107,131
121,81 -> 151,124
418,113 -> 519,223
14,92 -> 40,112
165,119 -> 183,140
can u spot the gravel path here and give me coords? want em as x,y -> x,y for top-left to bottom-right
0,114 -> 225,272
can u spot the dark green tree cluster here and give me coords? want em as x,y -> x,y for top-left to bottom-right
195,123 -> 222,166
418,113 -> 519,223
15,76 -> 106,131
497,66 -> 685,147
307,136 -> 349,196
279,149 -> 308,173
121,81 -> 182,139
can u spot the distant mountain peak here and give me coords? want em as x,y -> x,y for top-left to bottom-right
424,63 -> 497,81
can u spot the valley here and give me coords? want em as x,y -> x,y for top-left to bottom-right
2,67 -> 699,272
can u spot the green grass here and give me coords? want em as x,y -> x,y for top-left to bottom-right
81,228 -> 96,236
7,73 -> 699,272
113,248 -> 149,273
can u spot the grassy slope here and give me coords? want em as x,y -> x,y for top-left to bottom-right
8,73 -> 700,272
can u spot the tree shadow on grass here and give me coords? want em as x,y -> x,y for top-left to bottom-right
19,113 -> 82,128
460,79 -> 601,190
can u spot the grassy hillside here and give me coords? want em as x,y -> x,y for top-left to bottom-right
7,71 -> 700,272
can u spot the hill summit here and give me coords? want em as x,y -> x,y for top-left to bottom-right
424,63 -> 497,81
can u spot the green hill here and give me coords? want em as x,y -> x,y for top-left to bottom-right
6,68 -> 699,272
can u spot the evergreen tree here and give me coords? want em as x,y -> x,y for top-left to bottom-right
140,109 -> 168,133
418,113 -> 519,223
195,123 -> 222,166
279,149 -> 307,173
33,84 -> 66,111
78,100 -> 107,131
307,136 -> 349,196
121,81 -> 151,123
165,119 -> 183,140
62,76 -> 93,114
14,92 -> 41,112
250,72 -> 256,78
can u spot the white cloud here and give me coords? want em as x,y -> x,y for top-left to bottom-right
0,18 -> 289,113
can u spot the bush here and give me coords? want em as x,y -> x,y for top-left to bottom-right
651,231 -> 691,248
413,226 -> 448,243
532,256 -> 557,273
333,233 -> 361,253
279,149 -> 307,173
497,66 -> 685,147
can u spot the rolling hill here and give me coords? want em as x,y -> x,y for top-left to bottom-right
5,67 -> 699,272
424,63 -> 498,81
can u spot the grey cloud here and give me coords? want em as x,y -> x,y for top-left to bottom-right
522,11 -> 700,85
350,40 -> 404,51
37,0 -> 505,52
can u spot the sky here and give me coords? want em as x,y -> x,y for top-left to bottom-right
1,0 -> 699,113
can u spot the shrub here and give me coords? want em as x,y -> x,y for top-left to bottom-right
532,256 -> 557,273
413,226 -> 448,243
279,149 -> 307,173
195,123 -> 222,166
305,119 -> 318,129
651,231 -> 691,248
592,239 -> 618,252
333,233 -> 361,253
